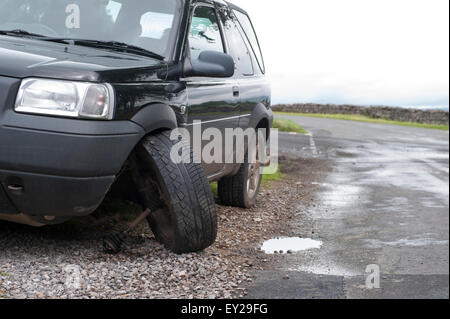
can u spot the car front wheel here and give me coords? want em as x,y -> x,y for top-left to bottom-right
134,131 -> 217,254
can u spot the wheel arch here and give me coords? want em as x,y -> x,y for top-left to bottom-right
108,103 -> 179,203
247,103 -> 274,139
130,103 -> 179,135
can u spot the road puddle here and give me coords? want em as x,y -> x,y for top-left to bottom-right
261,237 -> 322,254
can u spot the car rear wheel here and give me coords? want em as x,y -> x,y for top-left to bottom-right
218,139 -> 263,209
134,131 -> 217,254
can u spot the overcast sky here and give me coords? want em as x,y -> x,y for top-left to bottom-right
236,0 -> 449,108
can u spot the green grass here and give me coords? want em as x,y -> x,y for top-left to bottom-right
275,112 -> 449,131
261,165 -> 285,185
273,118 -> 308,134
0,273 -> 8,277
210,165 -> 285,196
210,182 -> 218,197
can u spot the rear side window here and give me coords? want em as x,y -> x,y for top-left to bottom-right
233,10 -> 265,74
189,6 -> 224,60
221,10 -> 254,76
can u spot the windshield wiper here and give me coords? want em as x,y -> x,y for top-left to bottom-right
0,31 -> 164,60
42,38 -> 165,60
0,29 -> 47,38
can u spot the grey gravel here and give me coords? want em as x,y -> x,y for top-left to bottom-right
0,225 -> 251,299
0,155 -> 324,299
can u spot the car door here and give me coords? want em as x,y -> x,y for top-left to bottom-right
231,8 -> 271,132
218,5 -> 256,161
183,3 -> 240,178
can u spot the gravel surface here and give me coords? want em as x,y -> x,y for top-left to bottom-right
0,155 -> 328,299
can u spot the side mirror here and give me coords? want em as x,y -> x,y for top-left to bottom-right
184,51 -> 235,78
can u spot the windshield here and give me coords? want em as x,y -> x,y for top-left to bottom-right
0,0 -> 182,58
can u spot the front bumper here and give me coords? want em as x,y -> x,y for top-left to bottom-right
0,169 -> 116,217
0,76 -> 145,217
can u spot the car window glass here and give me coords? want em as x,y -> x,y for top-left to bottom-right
220,9 -> 253,76
233,10 -> 265,74
0,0 -> 180,57
189,6 -> 224,60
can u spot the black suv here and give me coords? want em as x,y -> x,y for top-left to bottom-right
0,0 -> 272,253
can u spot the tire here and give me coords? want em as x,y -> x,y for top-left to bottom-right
135,131 -> 217,254
218,139 -> 263,209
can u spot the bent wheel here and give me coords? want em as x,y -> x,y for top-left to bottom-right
135,131 -> 217,254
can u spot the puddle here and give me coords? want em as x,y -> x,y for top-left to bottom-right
261,237 -> 322,254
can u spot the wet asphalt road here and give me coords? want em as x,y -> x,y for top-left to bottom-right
247,115 -> 449,299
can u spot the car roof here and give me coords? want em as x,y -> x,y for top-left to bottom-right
224,1 -> 249,15
199,0 -> 248,15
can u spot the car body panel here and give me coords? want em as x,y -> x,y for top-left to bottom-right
0,0 -> 272,225
0,36 -> 166,82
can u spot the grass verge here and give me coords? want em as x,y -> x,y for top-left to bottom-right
275,112 -> 449,131
261,165 -> 285,186
273,118 -> 308,134
210,165 -> 285,197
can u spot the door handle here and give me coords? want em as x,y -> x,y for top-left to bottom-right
232,86 -> 240,97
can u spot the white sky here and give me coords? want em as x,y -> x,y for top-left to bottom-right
236,0 -> 449,108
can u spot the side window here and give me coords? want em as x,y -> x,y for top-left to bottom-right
189,6 -> 224,60
233,10 -> 265,74
221,9 -> 254,76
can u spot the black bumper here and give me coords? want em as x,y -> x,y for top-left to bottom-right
0,169 -> 118,217
0,76 -> 145,217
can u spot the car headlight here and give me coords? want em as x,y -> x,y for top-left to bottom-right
15,78 -> 114,120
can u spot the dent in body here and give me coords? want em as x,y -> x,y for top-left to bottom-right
113,80 -> 188,127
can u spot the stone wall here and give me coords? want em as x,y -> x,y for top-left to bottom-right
272,104 -> 449,126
